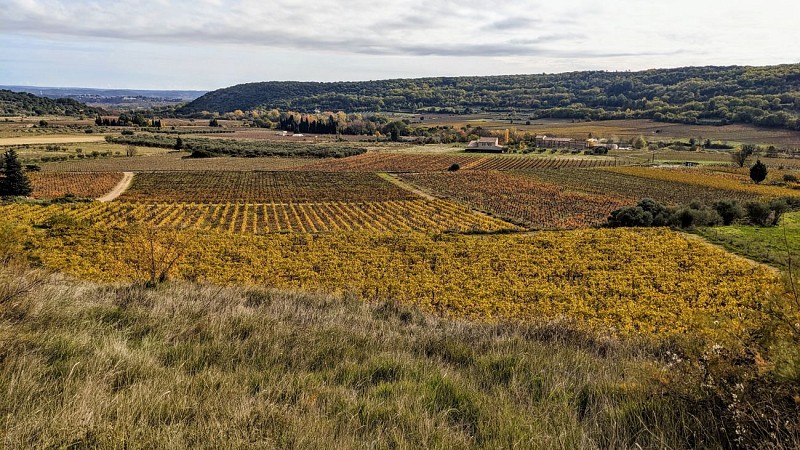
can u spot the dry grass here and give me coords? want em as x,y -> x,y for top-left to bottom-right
0,269 -> 750,449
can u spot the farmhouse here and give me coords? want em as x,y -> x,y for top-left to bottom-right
535,135 -> 586,150
465,137 -> 505,153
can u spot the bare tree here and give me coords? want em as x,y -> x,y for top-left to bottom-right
126,144 -> 138,157
123,222 -> 189,287
731,144 -> 757,167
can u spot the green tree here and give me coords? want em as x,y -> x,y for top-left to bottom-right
174,137 -> 184,150
632,135 -> 647,149
750,160 -> 768,184
0,149 -> 32,197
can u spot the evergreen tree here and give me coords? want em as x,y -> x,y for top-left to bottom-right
0,149 -> 32,197
750,159 -> 768,184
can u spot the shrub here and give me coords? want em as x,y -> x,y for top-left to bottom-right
745,201 -> 772,226
448,163 -> 460,172
784,174 -> 798,183
712,200 -> 746,225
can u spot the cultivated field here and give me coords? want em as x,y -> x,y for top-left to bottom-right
607,166 -> 800,199
523,168 -> 791,205
28,172 -> 124,199
39,153 -> 320,172
118,172 -> 418,203
402,171 -> 629,229
1,200 -> 516,234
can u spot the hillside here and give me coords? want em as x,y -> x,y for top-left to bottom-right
0,89 -> 103,117
2,266 -> 796,448
179,64 -> 800,130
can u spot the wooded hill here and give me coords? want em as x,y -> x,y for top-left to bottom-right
178,64 -> 800,130
0,90 -> 103,117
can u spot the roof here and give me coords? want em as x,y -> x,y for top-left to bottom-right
478,137 -> 498,142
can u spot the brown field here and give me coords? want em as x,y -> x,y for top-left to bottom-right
28,172 -> 124,199
39,153 -> 320,172
401,171 -> 629,229
297,152 -> 484,172
419,116 -> 800,149
0,135 -> 107,145
118,172 -> 418,203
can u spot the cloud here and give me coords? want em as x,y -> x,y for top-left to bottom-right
0,0 -> 632,58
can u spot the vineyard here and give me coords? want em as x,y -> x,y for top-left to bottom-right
28,172 -> 124,199
520,169 -> 775,205
295,151 -> 621,172
13,226 -> 779,338
607,166 -> 800,199
118,172 -> 418,203
401,171 -> 629,229
465,156 -> 618,171
0,200 -> 516,234
297,152 -> 483,172
40,153 -> 319,172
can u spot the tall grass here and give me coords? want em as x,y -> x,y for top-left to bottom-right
0,269 -> 739,449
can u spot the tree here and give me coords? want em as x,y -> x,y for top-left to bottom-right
174,137 -> 184,150
0,150 -> 32,197
731,145 -> 755,167
632,135 -> 647,149
750,160 -> 768,184
125,145 -> 138,157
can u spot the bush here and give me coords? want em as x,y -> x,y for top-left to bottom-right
784,174 -> 798,183
448,163 -> 460,172
712,199 -> 745,225
670,203 -> 722,229
745,201 -> 772,226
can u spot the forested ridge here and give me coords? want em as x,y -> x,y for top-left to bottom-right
179,64 -> 800,130
0,90 -> 103,117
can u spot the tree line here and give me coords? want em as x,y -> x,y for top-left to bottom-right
177,64 -> 800,131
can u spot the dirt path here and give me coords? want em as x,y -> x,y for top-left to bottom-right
377,172 -> 437,200
97,172 -> 134,202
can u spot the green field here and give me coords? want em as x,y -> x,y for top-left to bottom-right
697,212 -> 800,270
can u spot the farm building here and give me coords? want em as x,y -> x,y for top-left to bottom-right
465,137 -> 505,153
535,135 -> 586,150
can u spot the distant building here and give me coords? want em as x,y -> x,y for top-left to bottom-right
466,137 -> 505,153
535,135 -> 586,150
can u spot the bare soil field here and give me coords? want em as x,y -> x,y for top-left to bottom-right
0,135 -> 107,145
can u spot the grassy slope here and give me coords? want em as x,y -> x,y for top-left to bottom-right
1,270 -> 731,449
697,212 -> 800,269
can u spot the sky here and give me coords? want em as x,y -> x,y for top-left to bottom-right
1,0 -> 798,90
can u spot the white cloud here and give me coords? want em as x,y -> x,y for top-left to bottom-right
0,0 -> 797,88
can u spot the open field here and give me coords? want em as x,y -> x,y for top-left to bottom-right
119,172 -> 418,203
402,171 -> 629,229
422,117 -> 800,148
28,172 -> 124,199
697,212 -> 800,270
0,135 -> 106,145
2,272 -> 755,449
520,169 -> 769,206
607,166 -> 800,199
39,153 -> 320,172
1,200 -> 515,234
297,151 -> 621,172
7,225 -> 777,337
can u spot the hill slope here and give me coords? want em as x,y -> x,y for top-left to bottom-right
179,64 -> 800,130
0,89 -> 103,117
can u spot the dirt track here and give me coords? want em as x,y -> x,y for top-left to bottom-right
97,172 -> 134,202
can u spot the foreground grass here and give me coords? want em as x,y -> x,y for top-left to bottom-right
0,271 -> 748,449
697,212 -> 800,270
